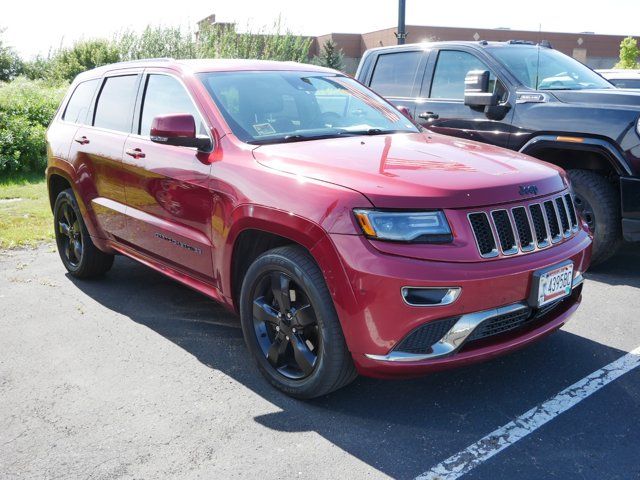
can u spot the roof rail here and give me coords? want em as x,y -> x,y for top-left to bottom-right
98,57 -> 175,69
539,40 -> 553,49
507,40 -> 535,45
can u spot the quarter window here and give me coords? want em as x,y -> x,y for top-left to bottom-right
63,79 -> 99,124
369,51 -> 423,97
93,75 -> 138,132
430,51 -> 497,100
139,75 -> 206,136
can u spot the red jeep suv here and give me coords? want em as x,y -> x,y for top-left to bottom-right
46,59 -> 591,398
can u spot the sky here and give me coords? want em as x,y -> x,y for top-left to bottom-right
3,0 -> 640,58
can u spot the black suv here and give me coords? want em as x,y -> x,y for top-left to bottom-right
356,41 -> 640,264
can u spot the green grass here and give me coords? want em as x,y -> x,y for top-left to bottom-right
0,174 -> 53,249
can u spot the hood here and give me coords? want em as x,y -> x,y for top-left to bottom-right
252,132 -> 567,209
550,89 -> 640,109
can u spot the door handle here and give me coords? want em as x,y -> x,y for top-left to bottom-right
125,148 -> 146,159
74,136 -> 90,145
418,111 -> 439,120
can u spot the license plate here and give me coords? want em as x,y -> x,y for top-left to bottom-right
534,262 -> 574,307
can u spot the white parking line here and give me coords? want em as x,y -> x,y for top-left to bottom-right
415,345 -> 640,480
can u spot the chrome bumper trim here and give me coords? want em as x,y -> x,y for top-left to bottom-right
365,280 -> 582,364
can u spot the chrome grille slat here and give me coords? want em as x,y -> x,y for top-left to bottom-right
468,212 -> 498,258
529,203 -> 550,248
564,193 -> 579,231
468,193 -> 578,259
490,210 -> 518,255
543,200 -> 562,243
555,197 -> 571,237
511,206 -> 535,252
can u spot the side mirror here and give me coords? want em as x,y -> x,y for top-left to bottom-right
464,70 -> 498,107
396,105 -> 414,120
150,114 -> 211,150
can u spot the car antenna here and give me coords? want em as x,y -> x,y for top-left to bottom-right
535,23 -> 542,90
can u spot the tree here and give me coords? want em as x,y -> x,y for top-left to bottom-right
614,36 -> 639,69
312,39 -> 345,71
50,39 -> 121,82
0,28 -> 22,82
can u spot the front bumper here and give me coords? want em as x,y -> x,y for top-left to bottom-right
621,176 -> 640,242
328,230 -> 591,377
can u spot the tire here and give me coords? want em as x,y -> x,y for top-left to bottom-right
53,188 -> 114,278
567,169 -> 621,265
239,245 -> 357,399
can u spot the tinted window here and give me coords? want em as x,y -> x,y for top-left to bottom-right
430,51 -> 496,100
369,51 -> 422,97
610,78 -> 640,89
139,75 -> 206,136
93,75 -> 138,132
63,79 -> 99,124
488,46 -> 612,90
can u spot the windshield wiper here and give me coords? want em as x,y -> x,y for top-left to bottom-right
339,128 -> 406,136
249,132 -> 346,145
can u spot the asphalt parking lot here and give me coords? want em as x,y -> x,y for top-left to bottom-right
1,244 -> 639,480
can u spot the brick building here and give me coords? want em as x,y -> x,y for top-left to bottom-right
311,25 -> 630,74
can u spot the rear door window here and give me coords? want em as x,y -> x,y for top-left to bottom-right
369,51 -> 423,97
139,74 -> 207,136
63,79 -> 99,124
93,75 -> 139,132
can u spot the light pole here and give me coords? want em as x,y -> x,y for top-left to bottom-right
396,0 -> 407,45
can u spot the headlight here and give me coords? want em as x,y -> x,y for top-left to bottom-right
353,209 -> 453,243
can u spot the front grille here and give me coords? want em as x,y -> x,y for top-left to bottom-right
468,193 -> 578,258
564,194 -> 578,229
512,207 -> 534,251
393,297 -> 570,355
467,299 -> 566,344
555,197 -> 570,235
467,307 -> 533,341
394,317 -> 459,354
491,210 -> 517,254
468,212 -> 497,257
529,204 -> 549,247
544,200 -> 561,240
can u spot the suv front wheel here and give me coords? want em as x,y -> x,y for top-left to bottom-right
567,169 -> 621,265
239,245 -> 357,399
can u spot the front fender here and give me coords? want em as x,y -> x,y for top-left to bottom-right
222,204 -> 361,352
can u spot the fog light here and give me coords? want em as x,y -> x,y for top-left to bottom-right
401,287 -> 461,306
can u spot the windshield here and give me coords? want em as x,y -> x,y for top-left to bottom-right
198,71 -> 418,144
488,46 -> 613,91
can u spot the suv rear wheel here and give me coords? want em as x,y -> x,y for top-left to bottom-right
567,169 -> 621,265
53,188 -> 114,278
239,245 -> 357,399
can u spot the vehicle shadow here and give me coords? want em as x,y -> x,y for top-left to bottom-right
67,256 -> 633,480
584,242 -> 640,288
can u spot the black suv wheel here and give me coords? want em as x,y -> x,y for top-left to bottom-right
239,245 -> 357,399
53,188 -> 114,278
568,169 -> 621,265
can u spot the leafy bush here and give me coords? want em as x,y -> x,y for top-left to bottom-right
615,36 -> 640,69
0,78 -> 66,175
0,28 -> 23,81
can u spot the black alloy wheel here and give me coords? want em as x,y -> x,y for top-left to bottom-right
252,271 -> 319,379
239,245 -> 357,399
56,198 -> 84,268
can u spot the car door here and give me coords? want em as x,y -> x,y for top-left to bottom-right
67,72 -> 141,239
416,49 -> 514,148
121,71 -> 214,280
366,49 -> 429,117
